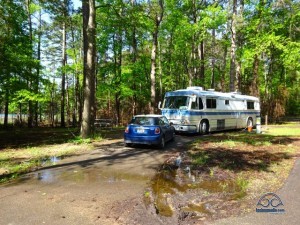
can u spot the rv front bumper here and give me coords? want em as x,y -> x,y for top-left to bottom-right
173,124 -> 197,133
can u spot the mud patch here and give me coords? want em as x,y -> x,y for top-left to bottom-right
143,162 -> 248,224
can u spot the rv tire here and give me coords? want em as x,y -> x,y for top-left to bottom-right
247,118 -> 253,128
199,120 -> 209,135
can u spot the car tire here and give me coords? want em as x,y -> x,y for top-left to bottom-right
159,136 -> 165,149
170,130 -> 175,141
125,143 -> 132,147
171,133 -> 175,142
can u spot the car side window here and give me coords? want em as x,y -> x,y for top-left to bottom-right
159,119 -> 165,125
161,117 -> 169,125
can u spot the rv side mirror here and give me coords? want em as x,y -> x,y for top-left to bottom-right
158,101 -> 162,109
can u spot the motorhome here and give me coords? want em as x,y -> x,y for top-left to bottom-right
160,86 -> 260,134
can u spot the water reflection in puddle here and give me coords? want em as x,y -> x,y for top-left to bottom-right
149,167 -> 246,218
41,156 -> 64,166
32,166 -> 150,185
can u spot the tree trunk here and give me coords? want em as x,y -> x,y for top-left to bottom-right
112,21 -> 123,124
76,72 -> 82,125
50,81 -> 55,127
4,89 -> 9,128
198,41 -> 204,85
61,1 -> 67,127
19,103 -> 23,124
81,0 -> 96,138
66,77 -> 71,125
236,61 -> 242,92
211,29 -> 216,89
70,18 -> 81,126
150,29 -> 158,114
236,0 -> 244,92
250,54 -> 260,97
220,39 -> 228,92
158,40 -> 163,101
35,8 -> 42,127
131,0 -> 138,116
229,0 -> 237,92
249,0 -> 264,97
149,0 -> 164,114
26,0 -> 33,128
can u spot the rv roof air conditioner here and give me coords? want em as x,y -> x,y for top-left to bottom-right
187,86 -> 203,91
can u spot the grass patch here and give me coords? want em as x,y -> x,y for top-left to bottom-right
0,142 -> 93,182
236,176 -> 249,193
0,127 -> 123,182
70,136 -> 92,144
264,124 -> 300,136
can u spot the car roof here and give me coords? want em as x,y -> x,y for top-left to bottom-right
133,114 -> 163,118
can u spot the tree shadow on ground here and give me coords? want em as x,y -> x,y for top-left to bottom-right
190,147 -> 291,172
0,127 -> 124,149
0,127 -> 80,149
202,132 -> 298,146
187,131 -> 300,173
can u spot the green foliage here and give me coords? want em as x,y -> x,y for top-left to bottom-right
1,0 -> 299,126
70,136 -> 92,144
13,90 -> 47,103
236,176 -> 249,193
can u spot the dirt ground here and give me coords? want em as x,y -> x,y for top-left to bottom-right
109,128 -> 300,225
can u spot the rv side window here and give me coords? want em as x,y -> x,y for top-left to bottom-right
191,98 -> 198,109
225,100 -> 229,105
247,101 -> 254,109
206,98 -> 216,109
191,97 -> 204,110
199,98 -> 204,109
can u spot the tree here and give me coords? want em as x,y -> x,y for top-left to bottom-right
229,0 -> 237,92
0,0 -> 35,127
80,0 -> 96,138
1,0 -> 299,127
149,0 -> 164,114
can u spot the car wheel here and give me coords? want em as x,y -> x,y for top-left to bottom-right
170,129 -> 176,141
125,143 -> 132,147
159,136 -> 165,149
171,133 -> 175,141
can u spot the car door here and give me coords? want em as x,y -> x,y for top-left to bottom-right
160,116 -> 172,141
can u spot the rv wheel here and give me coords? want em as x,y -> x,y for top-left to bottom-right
247,118 -> 253,128
200,120 -> 208,135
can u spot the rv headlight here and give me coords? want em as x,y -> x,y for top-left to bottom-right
180,118 -> 190,125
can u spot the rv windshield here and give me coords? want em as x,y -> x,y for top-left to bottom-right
163,96 -> 190,109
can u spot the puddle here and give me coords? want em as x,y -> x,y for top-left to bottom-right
149,167 -> 246,218
30,165 -> 150,185
41,156 -> 64,166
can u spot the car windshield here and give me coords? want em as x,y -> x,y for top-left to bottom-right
130,117 -> 159,125
162,96 -> 190,109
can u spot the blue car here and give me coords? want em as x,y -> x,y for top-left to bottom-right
124,115 -> 175,148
